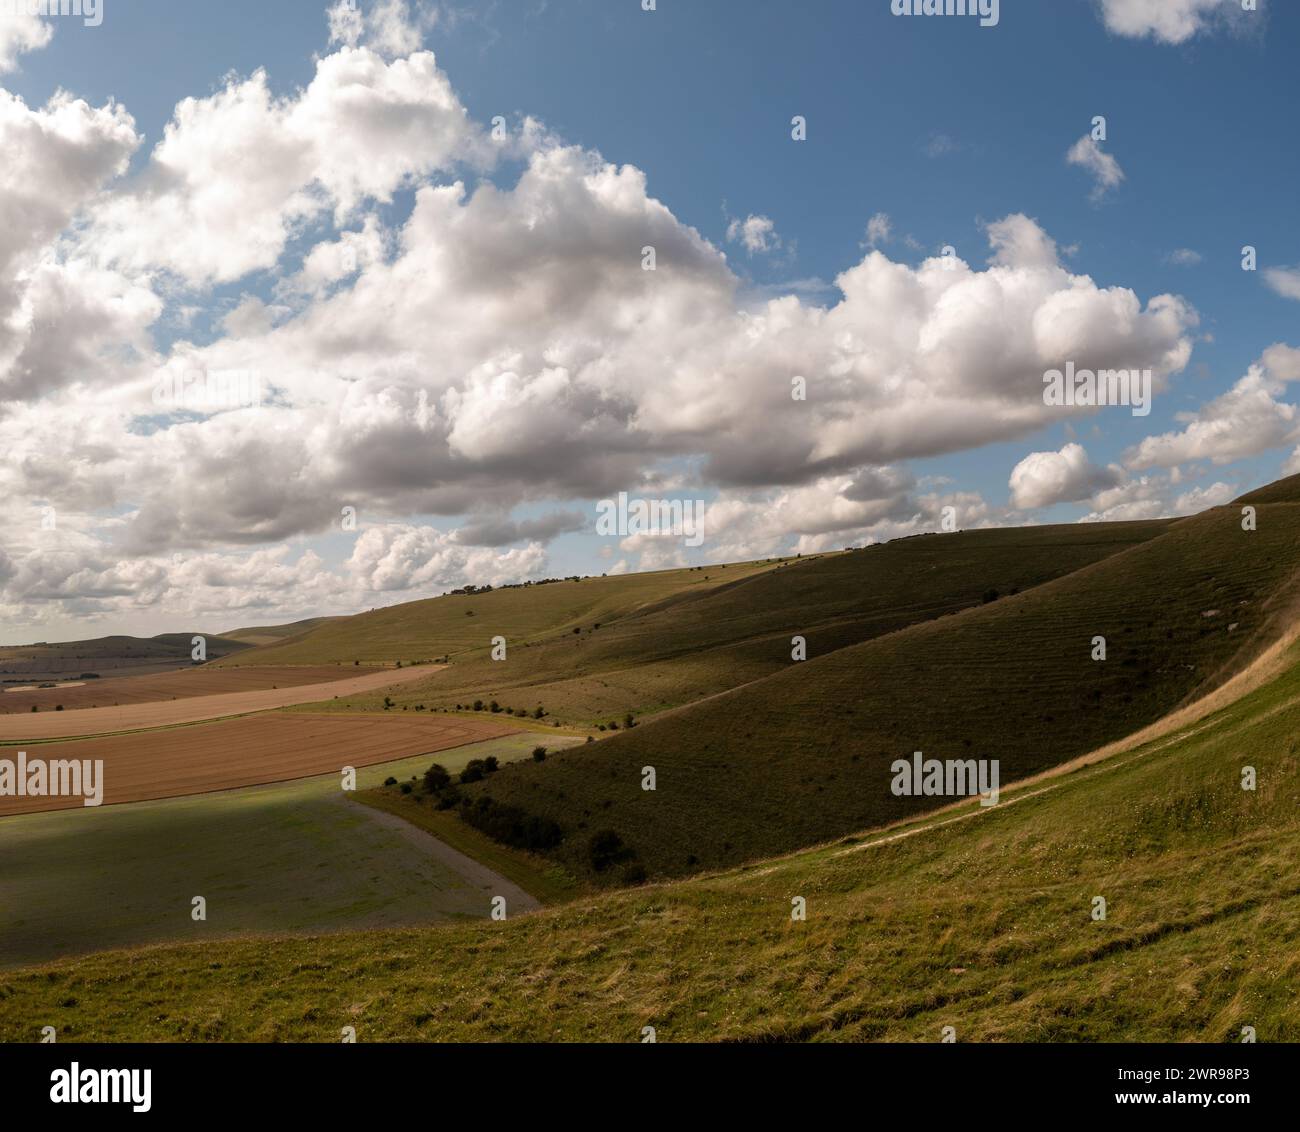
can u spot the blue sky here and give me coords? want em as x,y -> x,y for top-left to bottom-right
0,0 -> 1297,640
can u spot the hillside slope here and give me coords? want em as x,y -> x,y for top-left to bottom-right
464,485 -> 1300,880
6,632 -> 1298,1042
302,521 -> 1172,724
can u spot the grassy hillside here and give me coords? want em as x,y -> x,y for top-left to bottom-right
298,521 -> 1172,725
460,490 -> 1300,881
216,561 -> 784,668
5,635 -> 1297,1042
0,633 -> 249,681
217,617 -> 341,646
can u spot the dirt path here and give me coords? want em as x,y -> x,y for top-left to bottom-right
348,798 -> 541,915
0,666 -> 438,742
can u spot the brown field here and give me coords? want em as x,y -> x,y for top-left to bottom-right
0,665 -> 373,715
0,712 -> 521,815
0,666 -> 437,742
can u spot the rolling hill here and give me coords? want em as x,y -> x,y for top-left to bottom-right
456,479 -> 1300,882
0,633 -> 250,682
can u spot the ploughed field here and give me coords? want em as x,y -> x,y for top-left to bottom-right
0,712 -> 521,816
0,665 -> 371,715
0,666 -> 435,741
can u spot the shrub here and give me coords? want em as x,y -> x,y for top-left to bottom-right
423,763 -> 451,793
473,700 -> 484,711
399,782 -> 413,795
533,706 -> 545,719
532,746 -> 547,763
459,795 -> 562,850
483,756 -> 499,774
459,760 -> 487,784
383,776 -> 398,786
55,705 -> 64,712
623,712 -> 636,729
489,700 -> 501,713
587,829 -> 628,872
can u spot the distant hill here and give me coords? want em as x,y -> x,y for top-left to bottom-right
0,633 -> 250,682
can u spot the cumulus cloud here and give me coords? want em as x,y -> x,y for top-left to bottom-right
1167,248 -> 1202,267
0,10 -> 52,72
0,19 -> 1205,630
726,213 -> 780,255
1009,443 -> 1123,510
1125,347 -> 1300,469
1263,266 -> 1300,302
1067,135 -> 1125,202
1096,0 -> 1263,45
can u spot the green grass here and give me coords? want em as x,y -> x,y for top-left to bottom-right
216,560 -> 785,668
301,521 -> 1171,726
460,494 -> 1300,882
4,638 -> 1297,1042
0,732 -> 575,970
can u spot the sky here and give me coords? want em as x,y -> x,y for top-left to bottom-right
0,0 -> 1297,643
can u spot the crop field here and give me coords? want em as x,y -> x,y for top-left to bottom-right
0,665 -> 370,716
0,732 -> 581,970
0,712 -> 521,815
0,665 -> 435,742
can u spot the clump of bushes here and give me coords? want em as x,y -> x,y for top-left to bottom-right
460,795 -> 562,851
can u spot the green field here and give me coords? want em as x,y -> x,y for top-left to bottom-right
0,731 -> 580,970
4,636 -> 1296,1042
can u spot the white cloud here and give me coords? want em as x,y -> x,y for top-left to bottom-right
726,213 -> 780,255
863,212 -> 892,249
1067,135 -> 1125,202
1096,0 -> 1261,45
1126,347 -> 1300,469
1009,443 -> 1122,510
0,34 -> 1203,628
0,10 -> 52,72
1167,248 -> 1202,267
1263,266 -> 1300,302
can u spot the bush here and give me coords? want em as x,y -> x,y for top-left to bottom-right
587,829 -> 629,872
423,763 -> 451,793
460,796 -> 562,850
489,700 -> 501,713
483,756 -> 499,774
383,776 -> 397,786
532,746 -> 547,762
473,700 -> 484,711
459,760 -> 487,784
623,712 -> 635,729
55,705 -> 63,712
399,782 -> 413,795
533,706 -> 545,719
